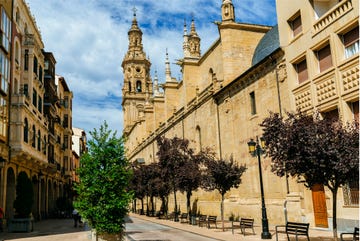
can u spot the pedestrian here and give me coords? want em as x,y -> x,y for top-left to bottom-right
0,207 -> 3,232
72,209 -> 79,227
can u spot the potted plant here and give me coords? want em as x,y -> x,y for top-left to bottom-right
74,122 -> 133,241
9,171 -> 34,232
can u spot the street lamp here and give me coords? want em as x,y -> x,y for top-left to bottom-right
247,137 -> 272,239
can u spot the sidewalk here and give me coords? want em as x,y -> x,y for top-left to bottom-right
129,213 -> 335,241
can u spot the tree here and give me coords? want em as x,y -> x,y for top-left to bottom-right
156,136 -> 193,221
261,111 -> 359,239
201,153 -> 247,231
74,122 -> 133,239
129,163 -> 147,215
14,171 -> 34,218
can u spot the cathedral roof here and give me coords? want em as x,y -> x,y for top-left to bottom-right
251,25 -> 279,66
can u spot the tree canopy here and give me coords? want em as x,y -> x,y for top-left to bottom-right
74,122 -> 133,235
261,111 -> 359,238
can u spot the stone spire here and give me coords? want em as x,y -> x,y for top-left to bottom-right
165,49 -> 172,82
222,0 -> 235,22
188,17 -> 201,58
153,70 -> 160,96
126,7 -> 145,56
183,19 -> 190,58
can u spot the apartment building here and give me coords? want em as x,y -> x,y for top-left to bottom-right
0,0 -> 74,220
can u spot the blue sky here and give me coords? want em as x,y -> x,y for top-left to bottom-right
26,0 -> 277,136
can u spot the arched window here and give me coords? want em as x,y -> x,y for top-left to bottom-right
37,130 -> 41,151
24,118 -> 28,143
32,125 -> 36,148
136,80 -> 142,92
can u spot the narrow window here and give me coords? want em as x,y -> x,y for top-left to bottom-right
33,56 -> 38,75
250,91 -> 257,115
316,45 -> 332,72
37,130 -> 41,151
128,81 -> 132,92
24,50 -> 29,71
342,27 -> 359,59
289,14 -> 302,37
43,135 -> 47,155
38,96 -> 42,113
136,81 -> 142,92
32,88 -> 37,106
32,125 -> 36,148
294,59 -> 308,84
24,118 -> 28,143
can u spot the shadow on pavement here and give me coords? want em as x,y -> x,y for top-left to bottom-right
0,218 -> 89,241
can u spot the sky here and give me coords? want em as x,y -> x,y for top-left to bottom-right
26,0 -> 277,136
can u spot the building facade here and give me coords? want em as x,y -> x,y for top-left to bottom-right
0,0 -> 75,221
122,0 -> 358,230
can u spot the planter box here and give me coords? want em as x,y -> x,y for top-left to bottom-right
8,218 -> 34,232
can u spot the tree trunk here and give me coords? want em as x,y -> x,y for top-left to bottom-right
186,191 -> 191,217
140,198 -> 144,215
332,188 -> 338,240
173,180 -> 178,221
221,194 -> 224,231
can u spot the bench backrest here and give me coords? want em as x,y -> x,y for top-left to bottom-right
208,215 -> 217,221
199,215 -> 207,221
286,222 -> 309,235
240,218 -> 254,227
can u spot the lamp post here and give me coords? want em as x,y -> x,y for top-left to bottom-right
247,137 -> 272,239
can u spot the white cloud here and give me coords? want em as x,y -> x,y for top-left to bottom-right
26,0 -> 276,136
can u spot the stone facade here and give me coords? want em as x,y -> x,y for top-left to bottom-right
122,0 -> 358,230
0,0 -> 75,221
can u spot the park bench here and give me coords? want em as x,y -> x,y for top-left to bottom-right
340,227 -> 359,241
166,212 -> 175,221
179,213 -> 188,223
207,215 -> 217,229
231,218 -> 255,235
198,215 -> 207,227
275,221 -> 310,241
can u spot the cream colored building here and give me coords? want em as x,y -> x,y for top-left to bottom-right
122,0 -> 358,230
0,0 -> 74,220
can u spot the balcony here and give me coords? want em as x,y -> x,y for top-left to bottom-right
313,0 -> 353,36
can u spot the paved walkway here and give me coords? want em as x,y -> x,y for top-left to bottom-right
0,214 -> 336,241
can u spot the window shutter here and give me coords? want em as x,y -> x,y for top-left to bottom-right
318,45 -> 332,72
292,16 -> 302,37
343,27 -> 359,47
296,59 -> 308,84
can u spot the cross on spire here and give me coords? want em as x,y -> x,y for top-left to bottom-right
132,6 -> 137,17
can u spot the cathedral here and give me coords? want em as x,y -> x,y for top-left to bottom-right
122,0 -> 359,229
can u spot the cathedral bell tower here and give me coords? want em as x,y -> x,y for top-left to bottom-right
222,0 -> 235,22
121,9 -> 152,135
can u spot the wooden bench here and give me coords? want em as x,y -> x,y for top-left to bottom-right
179,213 -> 188,223
207,215 -> 217,229
198,215 -> 207,227
166,212 -> 175,221
232,218 -> 255,235
340,227 -> 359,241
275,222 -> 310,241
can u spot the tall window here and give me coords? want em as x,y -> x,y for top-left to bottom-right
316,44 -> 332,72
289,14 -> 302,38
0,51 -> 9,93
43,135 -> 47,155
128,81 -> 132,92
32,125 -> 36,148
24,50 -> 29,71
63,114 -> 68,128
33,56 -> 38,75
1,8 -> 11,53
250,91 -> 257,115
294,58 -> 308,84
24,118 -> 28,143
37,130 -> 41,151
39,66 -> 43,83
342,27 -> 359,59
64,135 -> 69,149
0,97 -> 6,137
32,89 -> 37,106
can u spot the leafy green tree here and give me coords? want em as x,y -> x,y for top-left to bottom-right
201,153 -> 247,231
74,122 -> 133,238
14,171 -> 34,218
261,111 -> 359,239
